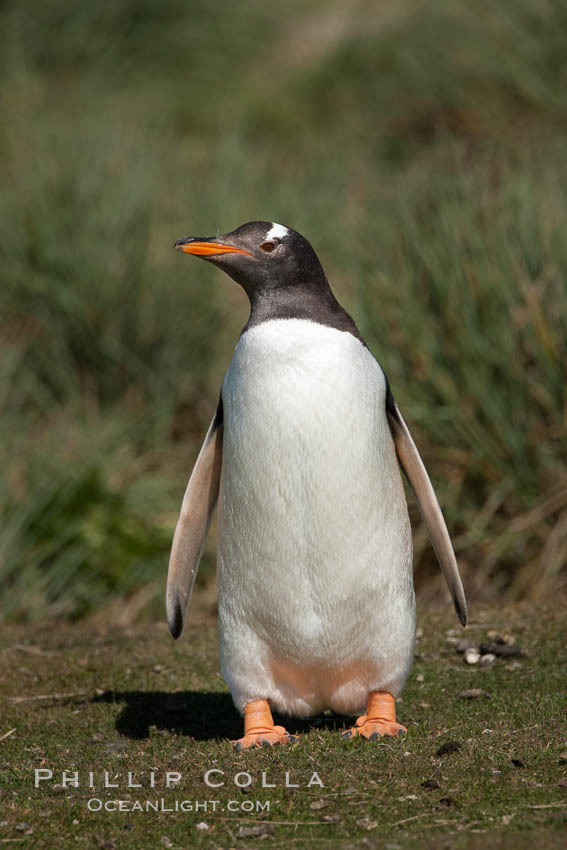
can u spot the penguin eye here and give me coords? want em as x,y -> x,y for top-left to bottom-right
259,240 -> 277,253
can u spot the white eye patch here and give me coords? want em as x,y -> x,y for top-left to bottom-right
266,223 -> 289,241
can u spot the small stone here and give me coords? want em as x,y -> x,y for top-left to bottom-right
357,817 -> 378,830
161,837 -> 174,846
436,741 -> 462,757
506,661 -> 523,671
415,627 -> 423,639
309,799 -> 328,810
195,823 -> 209,832
502,813 -> 515,825
416,674 -> 424,682
455,639 -> 476,654
480,643 -> 522,658
464,648 -> 480,665
558,777 -> 567,786
72,819 -> 79,826
421,779 -> 441,791
419,702 -> 430,709
459,688 -> 490,699
487,630 -> 516,645
15,824 -> 30,832
480,653 -> 496,668
238,823 -> 275,838
323,814 -> 341,823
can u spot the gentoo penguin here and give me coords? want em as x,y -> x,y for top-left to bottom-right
167,221 -> 467,750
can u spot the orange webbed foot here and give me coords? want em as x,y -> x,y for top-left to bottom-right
341,691 -> 406,741
232,699 -> 297,750
342,716 -> 407,739
232,725 -> 295,750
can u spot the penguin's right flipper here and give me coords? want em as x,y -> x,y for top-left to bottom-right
166,399 -> 223,639
387,398 -> 467,626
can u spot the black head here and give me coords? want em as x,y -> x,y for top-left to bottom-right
174,221 -> 328,301
173,220 -> 365,339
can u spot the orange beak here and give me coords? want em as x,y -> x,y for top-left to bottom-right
175,240 -> 253,257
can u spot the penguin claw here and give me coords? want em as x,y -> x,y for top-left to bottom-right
342,692 -> 407,740
343,719 -> 407,740
231,724 -> 294,750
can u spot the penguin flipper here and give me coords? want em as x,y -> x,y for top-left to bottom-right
387,400 -> 467,626
166,399 -> 223,639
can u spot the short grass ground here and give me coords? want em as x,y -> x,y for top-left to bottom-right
1,593 -> 566,849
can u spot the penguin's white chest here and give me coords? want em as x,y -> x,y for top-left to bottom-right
217,319 -> 415,716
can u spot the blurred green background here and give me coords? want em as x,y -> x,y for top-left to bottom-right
1,0 -> 566,623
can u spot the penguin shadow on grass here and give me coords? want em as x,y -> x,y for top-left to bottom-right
91,690 -> 350,742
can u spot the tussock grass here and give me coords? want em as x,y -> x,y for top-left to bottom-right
1,0 -> 566,620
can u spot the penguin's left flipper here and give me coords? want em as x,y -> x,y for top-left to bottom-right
166,399 -> 223,639
387,398 -> 468,626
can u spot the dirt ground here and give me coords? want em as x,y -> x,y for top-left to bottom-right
1,595 -> 566,848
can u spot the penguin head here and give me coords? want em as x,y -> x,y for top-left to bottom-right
174,221 -> 327,299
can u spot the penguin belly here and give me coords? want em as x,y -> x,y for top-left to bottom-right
217,319 -> 415,717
